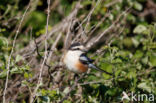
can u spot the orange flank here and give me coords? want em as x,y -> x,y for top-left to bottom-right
75,61 -> 88,73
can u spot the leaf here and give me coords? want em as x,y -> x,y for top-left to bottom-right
141,56 -> 148,64
39,96 -> 49,102
63,87 -> 70,94
24,72 -> 29,79
133,50 -> 143,59
133,1 -> 143,11
15,55 -> 23,62
133,25 -> 147,34
123,37 -> 133,47
132,38 -> 140,47
105,88 -> 118,96
137,82 -> 151,93
0,69 -> 7,78
150,54 -> 156,66
127,71 -> 136,79
0,37 -> 8,48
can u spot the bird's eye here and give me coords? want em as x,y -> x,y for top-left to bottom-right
71,47 -> 81,50
73,48 -> 80,50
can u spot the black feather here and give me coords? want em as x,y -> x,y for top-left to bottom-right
69,42 -> 81,50
79,54 -> 112,75
88,63 -> 113,75
79,53 -> 94,64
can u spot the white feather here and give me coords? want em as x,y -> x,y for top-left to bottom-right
63,50 -> 83,73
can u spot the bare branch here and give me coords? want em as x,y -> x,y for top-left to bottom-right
86,7 -> 131,49
17,1 -> 82,56
59,74 -> 85,103
72,0 -> 102,43
47,32 -> 62,64
30,0 -> 50,102
105,0 -> 122,7
3,2 -> 31,103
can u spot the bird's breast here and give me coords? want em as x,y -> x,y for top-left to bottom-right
63,51 -> 88,73
75,60 -> 88,73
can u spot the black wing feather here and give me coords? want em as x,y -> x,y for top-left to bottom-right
79,54 -> 112,75
79,54 -> 93,64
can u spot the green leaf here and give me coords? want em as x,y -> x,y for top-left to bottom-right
150,54 -> 156,66
24,72 -> 29,79
127,71 -> 136,79
0,37 -> 8,48
123,37 -> 133,47
63,100 -> 72,103
105,88 -> 118,96
133,25 -> 147,34
137,82 -> 151,93
141,56 -> 148,64
0,69 -> 7,78
132,38 -> 140,47
133,50 -> 143,59
133,1 -> 143,11
63,87 -> 70,94
15,55 -> 23,62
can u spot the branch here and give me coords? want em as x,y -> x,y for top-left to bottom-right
47,32 -> 62,64
86,7 -> 131,49
72,0 -> 102,43
59,74 -> 85,103
30,0 -> 50,102
3,1 -> 31,103
17,1 -> 82,56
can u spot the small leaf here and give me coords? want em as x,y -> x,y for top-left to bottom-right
133,25 -> 147,34
141,56 -> 148,64
132,38 -> 139,47
138,82 -> 151,93
133,1 -> 143,11
150,55 -> 156,66
63,87 -> 70,94
0,69 -> 7,78
24,72 -> 29,79
15,55 -> 23,62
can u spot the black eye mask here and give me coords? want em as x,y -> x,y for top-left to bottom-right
71,48 -> 80,51
69,42 -> 81,50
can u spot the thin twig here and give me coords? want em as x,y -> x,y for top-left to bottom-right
86,7 -> 131,49
17,1 -> 82,56
75,0 -> 101,32
64,20 -> 73,49
2,2 -> 31,103
34,38 -> 51,68
47,32 -> 62,64
79,79 -> 112,86
30,0 -> 50,102
105,0 -> 122,7
83,0 -> 101,32
84,11 -> 111,43
72,0 -> 101,43
59,74 -> 85,103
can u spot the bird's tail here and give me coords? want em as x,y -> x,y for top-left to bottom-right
88,63 -> 113,75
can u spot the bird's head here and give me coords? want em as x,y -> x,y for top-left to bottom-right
69,42 -> 87,53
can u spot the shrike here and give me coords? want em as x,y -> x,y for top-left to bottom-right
63,42 -> 112,75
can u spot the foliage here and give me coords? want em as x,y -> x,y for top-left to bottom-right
0,0 -> 156,103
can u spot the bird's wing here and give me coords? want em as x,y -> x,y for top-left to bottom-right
88,63 -> 112,75
79,53 -> 93,64
79,54 -> 112,75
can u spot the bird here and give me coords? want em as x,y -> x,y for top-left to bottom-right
63,42 -> 112,75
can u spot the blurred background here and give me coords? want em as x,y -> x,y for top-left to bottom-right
0,0 -> 156,103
